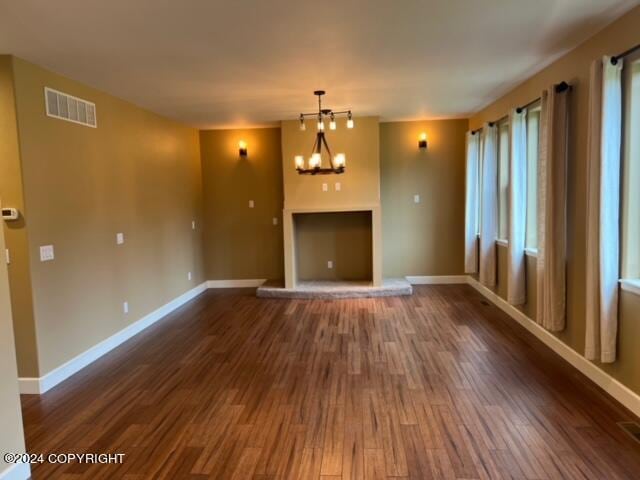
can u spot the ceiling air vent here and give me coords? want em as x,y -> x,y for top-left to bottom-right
44,87 -> 97,128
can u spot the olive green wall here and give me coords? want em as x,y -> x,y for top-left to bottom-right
0,56 -> 39,377
0,205 -> 27,477
200,119 -> 468,282
469,6 -> 640,395
380,119 -> 468,277
294,211 -> 372,281
8,57 -> 204,377
200,128 -> 284,281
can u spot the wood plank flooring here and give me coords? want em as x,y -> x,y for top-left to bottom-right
21,285 -> 640,479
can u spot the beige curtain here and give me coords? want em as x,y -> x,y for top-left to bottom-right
585,57 -> 623,363
479,124 -> 498,287
536,85 -> 570,332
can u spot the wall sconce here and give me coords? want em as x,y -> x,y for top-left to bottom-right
418,132 -> 428,150
238,140 -> 248,157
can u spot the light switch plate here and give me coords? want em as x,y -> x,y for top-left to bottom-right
249,200 -> 255,208
192,220 -> 196,230
5,248 -> 10,265
322,183 -> 328,192
272,217 -> 278,225
327,260 -> 333,269
123,301 -> 129,314
414,194 -> 421,204
40,245 -> 54,262
116,232 -> 124,245
188,271 -> 192,281
335,182 -> 341,191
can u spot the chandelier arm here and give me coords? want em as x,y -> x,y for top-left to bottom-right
310,134 -> 320,156
320,133 -> 334,169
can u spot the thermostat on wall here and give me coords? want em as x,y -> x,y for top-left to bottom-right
1,208 -> 19,221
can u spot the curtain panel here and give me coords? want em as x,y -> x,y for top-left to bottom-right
507,109 -> 528,305
464,131 -> 480,273
536,85 -> 570,332
585,56 -> 623,363
479,124 -> 498,287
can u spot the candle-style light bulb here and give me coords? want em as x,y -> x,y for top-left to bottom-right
334,153 -> 346,169
295,155 -> 305,170
329,113 -> 336,130
299,114 -> 306,131
346,111 -> 354,129
309,153 -> 321,168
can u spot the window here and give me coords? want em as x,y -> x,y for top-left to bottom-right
525,106 -> 541,250
497,121 -> 509,241
621,57 -> 640,279
476,134 -> 484,236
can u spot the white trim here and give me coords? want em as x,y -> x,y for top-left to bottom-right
207,279 -> 266,288
466,276 -> 640,418
620,278 -> 640,297
19,283 -> 207,394
405,275 -> 468,285
496,239 -> 508,247
0,463 -> 31,480
524,247 -> 538,257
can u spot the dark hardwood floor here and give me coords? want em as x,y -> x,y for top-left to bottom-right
21,285 -> 640,479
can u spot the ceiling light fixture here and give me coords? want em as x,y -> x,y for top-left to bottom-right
295,90 -> 352,175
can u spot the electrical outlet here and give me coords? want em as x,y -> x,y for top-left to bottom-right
335,182 -> 341,191
5,248 -> 10,265
272,217 -> 278,225
249,200 -> 255,208
188,271 -> 192,281
327,260 -> 333,269
322,183 -> 328,192
40,245 -> 54,262
123,301 -> 129,314
414,194 -> 421,204
192,220 -> 196,230
116,232 -> 124,245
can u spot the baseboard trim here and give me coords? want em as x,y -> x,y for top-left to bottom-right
406,275 -> 468,285
466,276 -> 640,419
19,282 -> 207,395
0,463 -> 30,480
207,279 -> 266,288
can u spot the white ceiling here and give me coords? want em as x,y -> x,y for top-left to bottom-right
0,0 -> 637,129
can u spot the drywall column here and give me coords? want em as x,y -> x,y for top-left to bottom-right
0,207 -> 29,480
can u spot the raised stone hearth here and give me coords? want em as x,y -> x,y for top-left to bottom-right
256,278 -> 412,299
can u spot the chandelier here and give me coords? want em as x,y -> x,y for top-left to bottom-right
294,90 -> 353,175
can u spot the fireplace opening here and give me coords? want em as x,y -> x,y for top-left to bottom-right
293,211 -> 372,282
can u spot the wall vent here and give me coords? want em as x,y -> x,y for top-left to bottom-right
44,87 -> 97,128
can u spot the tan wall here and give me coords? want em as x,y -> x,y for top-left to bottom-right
0,56 -> 39,377
200,128 -> 284,280
281,116 -> 380,210
294,211 -> 372,281
380,119 -> 467,277
0,205 -> 27,475
10,57 -> 204,376
469,6 -> 640,395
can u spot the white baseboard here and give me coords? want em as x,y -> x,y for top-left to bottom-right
207,279 -> 266,288
406,275 -> 468,285
466,276 -> 640,418
0,463 -> 30,480
19,282 -> 207,395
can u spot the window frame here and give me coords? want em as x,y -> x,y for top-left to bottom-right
620,52 -> 640,293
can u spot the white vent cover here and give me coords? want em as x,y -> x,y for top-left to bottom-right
44,87 -> 97,128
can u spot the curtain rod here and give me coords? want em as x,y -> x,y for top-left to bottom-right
471,81 -> 571,135
612,43 -> 640,65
